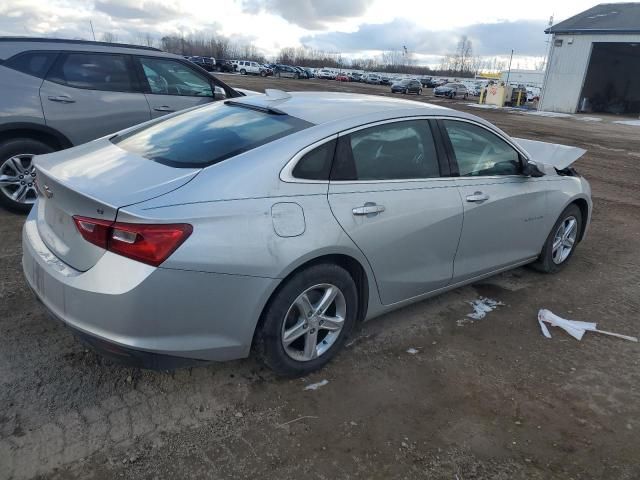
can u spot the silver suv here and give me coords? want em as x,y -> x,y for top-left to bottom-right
0,37 -> 240,212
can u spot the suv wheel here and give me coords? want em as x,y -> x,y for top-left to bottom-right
256,263 -> 358,376
0,138 -> 56,214
260,70 -> 266,77
240,68 -> 246,75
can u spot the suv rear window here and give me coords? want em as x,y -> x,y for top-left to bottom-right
112,102 -> 312,168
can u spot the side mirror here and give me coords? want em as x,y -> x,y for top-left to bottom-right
523,160 -> 545,177
214,86 -> 226,101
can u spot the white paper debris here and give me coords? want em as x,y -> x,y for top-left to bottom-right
538,309 -> 638,342
467,297 -> 504,320
304,379 -> 329,391
406,348 -> 419,355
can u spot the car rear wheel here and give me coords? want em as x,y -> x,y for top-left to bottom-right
531,204 -> 582,273
418,89 -> 423,95
240,69 -> 246,75
0,138 -> 55,214
256,263 -> 358,376
294,73 -> 300,79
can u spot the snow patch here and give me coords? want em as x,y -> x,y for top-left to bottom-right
613,119 -> 640,126
304,379 -> 329,391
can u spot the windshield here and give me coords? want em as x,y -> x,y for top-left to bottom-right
443,83 -> 456,88
112,102 -> 312,168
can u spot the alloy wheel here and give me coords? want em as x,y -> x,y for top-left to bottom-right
552,215 -> 578,264
0,154 -> 37,206
281,283 -> 346,361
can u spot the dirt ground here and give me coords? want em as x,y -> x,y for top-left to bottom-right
2,74 -> 640,480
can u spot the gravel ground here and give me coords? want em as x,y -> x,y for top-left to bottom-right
2,74 -> 640,480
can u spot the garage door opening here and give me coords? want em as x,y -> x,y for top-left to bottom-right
578,42 -> 640,115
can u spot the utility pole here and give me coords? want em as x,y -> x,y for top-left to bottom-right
542,15 -> 554,71
89,20 -> 96,41
506,49 -> 514,85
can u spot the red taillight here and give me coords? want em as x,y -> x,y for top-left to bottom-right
73,216 -> 192,267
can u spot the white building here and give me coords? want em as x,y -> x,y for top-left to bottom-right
500,69 -> 544,88
539,3 -> 640,115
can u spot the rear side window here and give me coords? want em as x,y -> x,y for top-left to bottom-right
4,51 -> 58,79
292,139 -> 337,180
332,120 -> 440,181
47,53 -> 136,92
113,102 -> 312,168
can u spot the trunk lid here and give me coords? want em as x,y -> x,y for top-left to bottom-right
34,138 -> 199,271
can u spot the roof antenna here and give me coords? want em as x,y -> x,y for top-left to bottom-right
264,89 -> 291,101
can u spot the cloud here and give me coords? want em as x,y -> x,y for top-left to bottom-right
301,18 -> 548,57
240,0 -> 375,29
94,0 -> 184,21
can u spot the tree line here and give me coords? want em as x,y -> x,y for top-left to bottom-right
102,32 -> 510,77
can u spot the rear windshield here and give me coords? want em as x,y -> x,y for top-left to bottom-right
112,102 -> 311,168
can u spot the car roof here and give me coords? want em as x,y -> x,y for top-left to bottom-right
231,91 -> 461,125
0,37 -> 178,60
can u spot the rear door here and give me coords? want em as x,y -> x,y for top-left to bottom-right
328,119 -> 463,305
40,52 -> 151,145
135,56 -> 215,118
439,119 -> 548,281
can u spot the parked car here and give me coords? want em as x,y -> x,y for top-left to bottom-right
275,64 -> 302,79
316,69 -> 335,80
215,59 -> 235,73
294,66 -> 309,79
188,56 -> 216,72
22,90 -> 592,375
364,74 -> 381,84
335,73 -> 350,82
237,60 -> 271,77
0,37 -> 241,212
349,72 -> 363,82
379,75 -> 392,85
434,83 -> 469,99
302,67 -> 315,78
391,78 -> 423,95
419,77 -> 438,88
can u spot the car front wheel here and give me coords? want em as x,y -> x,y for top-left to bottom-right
0,138 -> 55,214
532,204 -> 582,273
240,69 -> 246,75
256,263 -> 358,376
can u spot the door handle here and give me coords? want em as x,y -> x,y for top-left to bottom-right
153,106 -> 175,112
47,95 -> 75,103
466,192 -> 490,203
352,203 -> 385,216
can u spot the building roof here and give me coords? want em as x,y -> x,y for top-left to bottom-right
232,91 -> 452,125
547,3 -> 640,34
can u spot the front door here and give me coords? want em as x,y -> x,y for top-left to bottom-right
40,52 -> 151,145
439,119 -> 549,281
136,57 -> 215,118
328,119 -> 463,305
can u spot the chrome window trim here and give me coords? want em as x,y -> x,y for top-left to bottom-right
280,115 -> 531,185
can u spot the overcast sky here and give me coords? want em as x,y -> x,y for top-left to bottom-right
0,1 -> 621,67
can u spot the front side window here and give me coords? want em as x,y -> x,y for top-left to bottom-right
332,120 -> 440,181
139,57 -> 212,97
47,53 -> 135,92
442,120 -> 521,176
112,102 -> 312,168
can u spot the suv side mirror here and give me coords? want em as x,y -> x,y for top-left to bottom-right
214,86 -> 226,101
523,160 -> 545,177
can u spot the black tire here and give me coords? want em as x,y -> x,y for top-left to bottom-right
294,73 -> 299,79
240,69 -> 246,75
417,89 -> 422,95
531,204 -> 582,273
256,263 -> 358,377
404,89 -> 408,94
0,138 -> 56,214
260,70 -> 266,77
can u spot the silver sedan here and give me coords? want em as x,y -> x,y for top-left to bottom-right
22,91 -> 592,375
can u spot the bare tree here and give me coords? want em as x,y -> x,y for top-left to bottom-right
100,32 -> 119,43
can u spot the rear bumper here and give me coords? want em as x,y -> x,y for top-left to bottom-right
22,211 -> 279,365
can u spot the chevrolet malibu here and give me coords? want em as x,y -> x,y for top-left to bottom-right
23,91 -> 592,376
